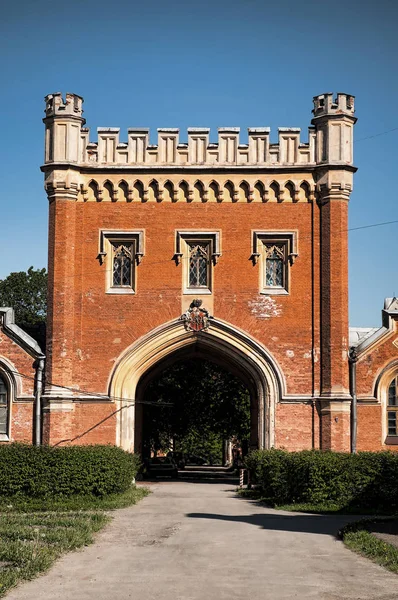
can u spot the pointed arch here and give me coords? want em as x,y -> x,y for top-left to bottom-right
118,180 -> 129,202
299,180 -> 311,202
87,180 -> 99,202
132,180 -> 144,202
238,180 -> 250,202
193,180 -> 205,202
284,180 -> 295,202
102,180 -> 114,202
148,180 -> 159,202
253,180 -> 265,202
224,180 -> 235,202
208,180 -> 220,202
269,181 -> 279,202
178,180 -> 190,202
109,317 -> 284,452
163,180 -> 174,202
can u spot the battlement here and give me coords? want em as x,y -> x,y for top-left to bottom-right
43,92 -> 355,169
44,93 -> 85,120
312,93 -> 355,118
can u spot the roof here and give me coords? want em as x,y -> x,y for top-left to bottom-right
0,307 -> 45,358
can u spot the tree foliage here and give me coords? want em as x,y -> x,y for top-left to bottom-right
0,267 -> 47,327
143,358 -> 251,459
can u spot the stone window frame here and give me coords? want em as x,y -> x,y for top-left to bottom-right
174,230 -> 221,295
0,367 -> 13,442
251,230 -> 298,295
98,230 -> 145,295
387,375 -> 398,438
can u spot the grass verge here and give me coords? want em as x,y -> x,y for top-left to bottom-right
340,518 -> 398,574
0,486 -> 149,597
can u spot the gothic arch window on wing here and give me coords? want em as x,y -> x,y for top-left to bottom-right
387,375 -> 398,436
0,374 -> 9,436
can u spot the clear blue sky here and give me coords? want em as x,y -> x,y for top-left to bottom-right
0,0 -> 397,326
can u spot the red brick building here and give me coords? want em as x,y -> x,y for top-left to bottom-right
0,308 -> 45,443
1,92 -> 397,452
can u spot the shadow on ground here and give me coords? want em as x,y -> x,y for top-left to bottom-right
186,510 -> 358,537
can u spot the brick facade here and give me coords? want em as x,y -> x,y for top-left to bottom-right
2,92 -> 397,453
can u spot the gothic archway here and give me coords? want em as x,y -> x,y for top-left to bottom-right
109,318 -> 284,452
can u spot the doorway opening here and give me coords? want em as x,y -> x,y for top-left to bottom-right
139,357 -> 252,468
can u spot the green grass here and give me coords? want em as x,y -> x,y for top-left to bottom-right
340,518 -> 398,574
0,486 -> 149,597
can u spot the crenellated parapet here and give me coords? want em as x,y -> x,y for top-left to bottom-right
43,92 -> 355,170
42,92 -> 356,202
77,124 -> 316,167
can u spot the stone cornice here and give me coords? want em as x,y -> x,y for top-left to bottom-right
41,162 -> 357,176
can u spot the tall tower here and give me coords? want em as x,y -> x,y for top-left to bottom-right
312,93 -> 357,450
42,94 -> 85,433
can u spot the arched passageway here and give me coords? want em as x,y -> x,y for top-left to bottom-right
136,353 -> 253,461
109,318 -> 283,452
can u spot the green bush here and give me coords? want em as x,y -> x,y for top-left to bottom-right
0,444 -> 141,498
245,449 -> 398,511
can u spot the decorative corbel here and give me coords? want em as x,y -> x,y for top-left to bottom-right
250,252 -> 261,266
173,252 -> 183,266
135,252 -> 144,265
211,252 -> 221,265
97,252 -> 107,265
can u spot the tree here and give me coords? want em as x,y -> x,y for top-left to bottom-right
0,267 -> 47,327
143,358 -> 251,460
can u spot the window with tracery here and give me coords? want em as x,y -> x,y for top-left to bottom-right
264,244 -> 285,288
387,376 -> 398,436
251,231 -> 297,295
112,242 -> 133,287
98,230 -> 144,294
174,231 -> 221,294
188,243 -> 210,288
0,375 -> 8,436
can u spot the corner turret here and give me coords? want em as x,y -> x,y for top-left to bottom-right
311,92 -> 356,166
43,93 -> 85,164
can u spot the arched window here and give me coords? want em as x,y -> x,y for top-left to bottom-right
112,243 -> 133,287
188,243 -> 209,288
387,376 -> 398,436
0,374 -> 9,435
265,244 -> 285,288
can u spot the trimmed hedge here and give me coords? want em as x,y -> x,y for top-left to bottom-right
245,449 -> 398,511
0,444 -> 141,498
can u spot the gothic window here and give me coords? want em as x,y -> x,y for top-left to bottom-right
251,231 -> 298,295
112,243 -> 133,287
98,230 -> 145,294
188,243 -> 210,288
174,231 -> 221,294
0,375 -> 8,436
387,376 -> 398,436
264,244 -> 285,288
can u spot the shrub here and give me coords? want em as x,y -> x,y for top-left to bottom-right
0,444 -> 141,498
245,449 -> 398,511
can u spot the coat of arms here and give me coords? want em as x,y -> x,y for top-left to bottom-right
181,299 -> 211,332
